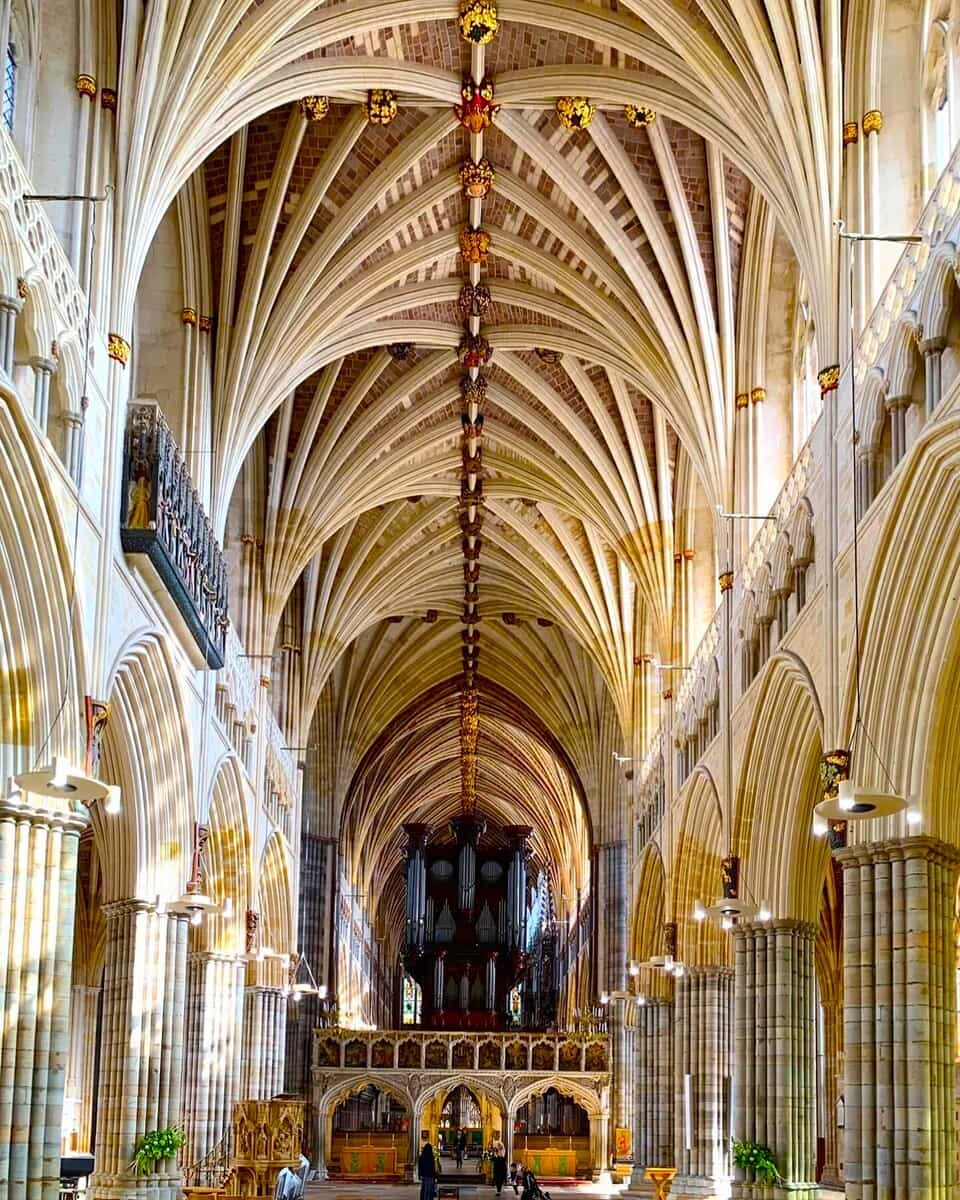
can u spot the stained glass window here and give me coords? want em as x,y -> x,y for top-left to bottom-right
402,974 -> 421,1025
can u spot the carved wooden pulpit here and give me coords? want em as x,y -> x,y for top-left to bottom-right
184,1098 -> 306,1198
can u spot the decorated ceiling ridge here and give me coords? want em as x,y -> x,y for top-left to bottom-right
274,514 -> 649,759
203,9 -> 764,534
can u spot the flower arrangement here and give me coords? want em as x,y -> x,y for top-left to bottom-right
732,1139 -> 781,1185
131,1127 -> 186,1175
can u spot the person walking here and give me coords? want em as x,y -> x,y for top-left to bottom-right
419,1131 -> 438,1200
490,1137 -> 508,1196
455,1128 -> 467,1169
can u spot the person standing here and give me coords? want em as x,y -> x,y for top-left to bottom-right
455,1127 -> 467,1169
419,1131 -> 438,1200
490,1137 -> 508,1196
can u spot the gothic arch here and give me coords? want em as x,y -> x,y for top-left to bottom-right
203,755 -> 252,954
95,632 -> 194,902
508,1075 -> 607,1120
844,411 -> 960,844
256,830 -> 295,985
673,767 -> 726,967
0,379 -> 84,783
734,650 -> 826,922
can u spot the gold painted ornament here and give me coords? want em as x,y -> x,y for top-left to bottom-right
455,78 -> 500,133
459,157 -> 495,199
298,95 -> 331,122
461,375 -> 488,406
75,74 -> 97,99
108,333 -> 130,366
818,364 -> 840,394
624,104 -> 656,128
556,96 -> 596,130
366,89 -> 398,125
459,226 -> 492,265
459,0 -> 499,44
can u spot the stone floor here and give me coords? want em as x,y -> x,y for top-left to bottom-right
305,1185 -> 845,1200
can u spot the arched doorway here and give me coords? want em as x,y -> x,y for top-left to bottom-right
328,1083 -> 410,1180
513,1087 -> 590,1180
417,1078 -> 507,1177
439,1084 -> 483,1161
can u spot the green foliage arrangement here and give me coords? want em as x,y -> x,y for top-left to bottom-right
131,1127 -> 186,1175
731,1138 -> 781,1185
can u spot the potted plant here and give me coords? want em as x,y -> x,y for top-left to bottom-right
731,1139 -> 781,1186
131,1126 -> 187,1175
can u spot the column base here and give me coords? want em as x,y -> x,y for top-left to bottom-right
670,1173 -> 731,1199
89,1170 -> 182,1200
731,1186 -> 817,1200
622,1178 -> 656,1197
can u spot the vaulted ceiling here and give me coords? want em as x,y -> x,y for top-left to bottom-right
141,0 -> 837,897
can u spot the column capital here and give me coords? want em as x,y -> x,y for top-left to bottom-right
682,963 -> 734,981
101,897 -> 158,921
188,949 -> 246,966
835,833 -> 960,869
732,918 -> 816,940
0,791 -> 89,833
920,336 -> 947,356
884,392 -> 913,412
29,354 -> 57,374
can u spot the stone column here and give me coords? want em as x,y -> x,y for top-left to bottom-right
611,997 -> 634,1174
836,836 -> 960,1200
886,396 -> 910,467
240,986 -> 288,1100
0,293 -> 22,374
731,921 -> 817,1199
29,356 -> 56,435
285,833 -> 335,1097
672,967 -> 733,1199
61,410 -> 85,483
181,952 -> 245,1164
0,793 -> 87,1200
920,338 -> 946,417
819,996 -> 844,1189
90,900 -> 190,1200
597,840 -> 628,994
588,1114 -> 609,1181
64,984 -> 102,1153
626,999 -> 674,1195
